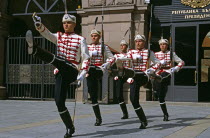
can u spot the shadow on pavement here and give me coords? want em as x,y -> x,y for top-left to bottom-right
75,128 -> 141,137
75,116 -> 209,137
148,116 -> 208,130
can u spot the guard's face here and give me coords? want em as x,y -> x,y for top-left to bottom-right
91,33 -> 101,44
63,21 -> 76,32
135,39 -> 145,50
159,43 -> 168,52
120,44 -> 128,52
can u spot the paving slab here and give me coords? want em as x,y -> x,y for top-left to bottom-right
1,100 -> 210,138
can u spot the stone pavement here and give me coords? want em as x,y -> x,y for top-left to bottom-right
1,100 -> 210,138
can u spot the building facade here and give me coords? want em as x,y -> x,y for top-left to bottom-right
1,0 -> 209,102
152,0 -> 210,102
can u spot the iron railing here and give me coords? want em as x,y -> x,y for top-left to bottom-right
6,36 -> 76,100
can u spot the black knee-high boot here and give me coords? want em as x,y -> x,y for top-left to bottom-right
160,103 -> 169,121
119,102 -> 129,119
135,107 -> 148,129
59,110 -> 75,138
92,104 -> 102,126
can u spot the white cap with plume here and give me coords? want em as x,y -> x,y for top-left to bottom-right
134,34 -> 146,41
62,14 -> 76,23
90,29 -> 101,36
158,39 -> 169,45
120,39 -> 128,45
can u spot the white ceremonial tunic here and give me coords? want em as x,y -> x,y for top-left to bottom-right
108,49 -> 161,72
87,43 -> 113,66
155,50 -> 184,75
35,24 -> 90,71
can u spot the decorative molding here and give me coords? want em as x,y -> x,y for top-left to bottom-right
107,0 -> 115,6
115,0 -> 133,5
89,0 -> 134,6
89,0 -> 106,6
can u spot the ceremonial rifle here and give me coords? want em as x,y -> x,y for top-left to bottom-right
169,25 -> 173,66
146,3 -> 153,71
148,3 -> 153,61
101,2 -> 106,63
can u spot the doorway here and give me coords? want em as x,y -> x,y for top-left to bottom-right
167,25 -> 198,102
159,24 -> 198,102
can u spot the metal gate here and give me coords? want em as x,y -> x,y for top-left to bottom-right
6,37 -> 76,100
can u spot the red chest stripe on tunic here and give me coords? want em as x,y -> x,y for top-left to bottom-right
58,41 -> 80,45
130,50 -> 149,71
155,52 -> 171,67
61,37 -> 81,40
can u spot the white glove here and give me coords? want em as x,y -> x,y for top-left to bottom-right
77,81 -> 81,88
32,14 -> 42,28
132,54 -> 142,60
85,73 -> 89,77
54,68 -> 59,75
92,50 -> 98,56
160,60 -> 166,65
101,63 -> 110,69
170,66 -> 180,73
89,50 -> 98,57
145,68 -> 155,75
77,70 -> 87,82
114,76 -> 119,80
127,78 -> 134,84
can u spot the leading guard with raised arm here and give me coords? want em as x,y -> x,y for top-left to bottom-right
25,13 -> 90,138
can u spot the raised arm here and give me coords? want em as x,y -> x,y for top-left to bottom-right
33,14 -> 57,44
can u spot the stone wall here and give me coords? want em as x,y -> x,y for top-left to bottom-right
79,0 -> 149,51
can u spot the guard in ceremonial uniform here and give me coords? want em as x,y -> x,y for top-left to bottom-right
108,34 -> 161,129
113,39 -> 130,119
25,13 -> 90,138
152,38 -> 184,121
86,29 -> 114,126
